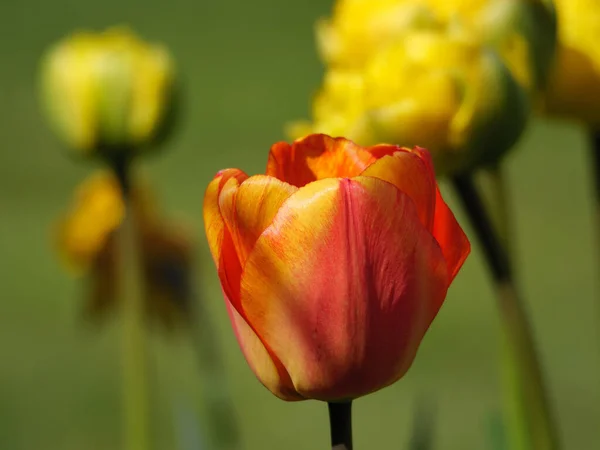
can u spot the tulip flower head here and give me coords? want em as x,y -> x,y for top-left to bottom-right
204,134 -> 470,401
58,172 -> 192,329
318,0 -> 556,94
291,26 -> 528,176
40,27 -> 175,158
543,0 -> 600,126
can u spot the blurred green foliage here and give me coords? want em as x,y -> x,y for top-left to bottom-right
0,0 -> 598,449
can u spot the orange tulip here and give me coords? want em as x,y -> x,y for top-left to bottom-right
203,134 -> 470,401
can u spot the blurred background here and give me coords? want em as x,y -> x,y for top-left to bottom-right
1,0 -> 598,449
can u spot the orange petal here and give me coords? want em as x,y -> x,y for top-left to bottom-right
220,175 -> 298,266
203,169 -> 248,306
365,143 -> 404,159
266,134 -> 377,187
203,168 -> 248,267
432,187 -> 471,282
225,296 -> 303,401
360,149 -> 436,230
205,170 -> 300,399
239,177 -> 449,401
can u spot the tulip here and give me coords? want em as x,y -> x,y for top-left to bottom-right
203,134 -> 470,401
543,0 -> 600,125
477,0 -> 556,92
317,0 -> 556,94
291,27 -> 528,176
543,1 -> 600,391
40,27 -> 175,157
316,0 -> 437,69
58,172 -> 192,328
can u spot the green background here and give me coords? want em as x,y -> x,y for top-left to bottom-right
1,0 -> 598,448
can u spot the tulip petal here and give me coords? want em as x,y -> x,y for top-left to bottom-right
239,176 -> 449,400
220,175 -> 298,266
266,134 -> 377,187
204,170 -> 246,317
432,187 -> 471,282
360,149 -> 436,230
224,292 -> 303,401
203,168 -> 248,267
220,209 -> 301,401
204,169 -> 300,400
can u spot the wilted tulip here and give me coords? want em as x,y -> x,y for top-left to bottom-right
40,27 -> 175,158
58,172 -> 192,328
543,0 -> 600,125
203,134 -> 470,401
291,27 -> 528,176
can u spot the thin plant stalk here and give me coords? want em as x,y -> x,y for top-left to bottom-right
328,401 -> 353,450
408,398 -> 435,450
452,172 -> 559,450
479,166 -> 513,255
189,294 -> 242,449
480,165 -> 528,450
588,130 -> 600,287
114,156 -> 150,450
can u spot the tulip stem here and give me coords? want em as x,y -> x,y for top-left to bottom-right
589,131 -> 600,290
408,398 -> 435,450
328,401 -> 353,450
188,295 -> 242,449
481,166 -> 529,450
591,131 -> 600,207
480,166 -> 513,256
113,155 -> 150,450
451,173 -> 560,450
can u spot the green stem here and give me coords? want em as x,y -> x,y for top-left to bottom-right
452,172 -> 560,450
479,166 -> 513,256
589,130 -> 600,290
481,166 -> 528,450
114,156 -> 150,450
408,398 -> 435,450
189,298 -> 241,449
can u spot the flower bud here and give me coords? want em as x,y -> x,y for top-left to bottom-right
290,27 -> 528,176
477,0 -> 557,93
316,0 -> 438,69
316,0 -> 556,96
542,0 -> 600,126
40,27 -> 175,158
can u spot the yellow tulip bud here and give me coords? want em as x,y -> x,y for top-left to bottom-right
478,0 -> 556,93
316,0 -> 439,69
290,26 -> 528,175
316,0 -> 556,96
40,27 -> 175,158
543,0 -> 600,126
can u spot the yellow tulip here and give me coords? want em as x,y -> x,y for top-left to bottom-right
316,0 -> 438,69
291,26 -> 528,175
543,0 -> 600,125
40,27 -> 174,157
317,0 -> 556,93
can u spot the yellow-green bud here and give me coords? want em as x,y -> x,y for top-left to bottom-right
542,0 -> 600,126
289,25 -> 529,176
40,27 -> 175,159
479,0 -> 557,93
